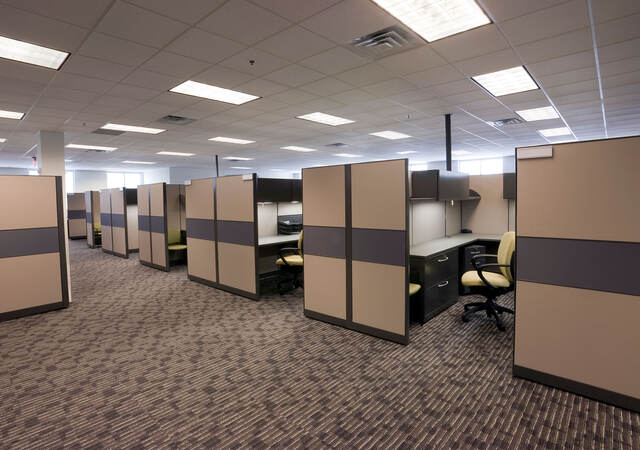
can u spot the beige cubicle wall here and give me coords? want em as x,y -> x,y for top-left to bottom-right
67,193 -> 86,239
138,182 -> 185,271
185,178 -> 217,285
84,191 -> 100,248
100,188 -> 138,258
461,174 -> 514,234
514,136 -> 640,412
303,159 -> 409,344
0,175 -> 69,321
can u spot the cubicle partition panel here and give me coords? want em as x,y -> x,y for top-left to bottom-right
216,174 -> 258,299
67,193 -> 87,239
100,188 -> 137,258
186,178 -> 217,285
461,174 -> 510,234
0,175 -> 69,321
303,160 -> 409,345
110,188 -> 128,258
514,137 -> 640,412
100,189 -> 113,253
84,191 -> 100,248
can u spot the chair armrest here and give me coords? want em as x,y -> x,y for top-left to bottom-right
471,253 -> 497,269
278,247 -> 301,267
476,263 -> 511,289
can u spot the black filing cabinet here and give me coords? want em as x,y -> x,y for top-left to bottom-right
410,248 -> 459,324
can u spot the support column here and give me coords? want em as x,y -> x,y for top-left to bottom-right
445,114 -> 452,171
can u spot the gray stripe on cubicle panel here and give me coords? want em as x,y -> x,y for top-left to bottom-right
101,213 -> 111,226
352,228 -> 406,267
217,220 -> 254,246
138,215 -> 150,232
150,216 -> 165,233
186,218 -> 215,241
0,227 -> 60,258
68,210 -> 85,219
517,236 -> 640,296
111,213 -> 125,228
304,225 -> 345,259
86,211 -> 93,223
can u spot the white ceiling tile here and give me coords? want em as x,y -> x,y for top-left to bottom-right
166,28 -> 245,64
255,26 -> 335,61
334,63 -> 394,87
299,46 -> 368,75
481,0 -> 568,22
106,84 -> 162,101
299,77 -> 352,96
267,89 -> 317,105
528,51 -> 595,77
404,65 -> 465,88
598,38 -> 640,64
454,49 -> 522,77
126,0 -> 226,24
42,86 -> 100,104
300,0 -> 397,44
96,1 -> 188,48
122,69 -> 182,91
377,47 -> 447,75
430,79 -> 478,97
591,0 -> 640,24
595,13 -> 640,47
430,24 -> 509,62
35,97 -> 87,112
536,66 -> 597,88
198,0 -> 290,45
516,27 -> 593,64
263,64 -> 325,87
602,71 -> 640,89
192,66 -> 255,89
78,32 -> 157,67
361,78 -> 417,97
0,59 -> 56,85
2,0 -> 113,28
62,55 -> 132,82
140,51 -> 211,79
546,80 -> 599,96
600,57 -> 640,77
50,73 -> 116,94
219,47 -> 290,76
234,79 -> 289,97
328,89 -> 377,105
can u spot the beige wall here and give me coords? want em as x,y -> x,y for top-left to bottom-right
461,174 -> 509,235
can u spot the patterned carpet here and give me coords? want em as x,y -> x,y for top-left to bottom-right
0,240 -> 638,449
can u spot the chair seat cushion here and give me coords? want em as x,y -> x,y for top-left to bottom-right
168,244 -> 187,251
276,255 -> 303,266
409,283 -> 421,296
461,270 -> 510,288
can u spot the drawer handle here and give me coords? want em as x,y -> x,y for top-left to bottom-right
437,256 -> 449,263
437,280 -> 449,288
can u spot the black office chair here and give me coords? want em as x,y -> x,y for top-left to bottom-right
275,231 -> 303,294
460,231 -> 515,331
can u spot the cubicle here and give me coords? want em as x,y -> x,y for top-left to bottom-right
138,182 -> 186,271
66,193 -> 86,239
185,175 -> 302,300
84,190 -> 100,248
0,175 -> 69,321
514,136 -> 639,412
303,159 -> 409,345
99,187 -> 138,258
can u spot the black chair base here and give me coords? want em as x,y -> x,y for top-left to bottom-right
277,268 -> 303,295
462,295 -> 513,331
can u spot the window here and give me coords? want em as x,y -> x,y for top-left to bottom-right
124,173 -> 141,188
28,169 -> 38,176
459,158 -> 503,175
65,171 -> 74,193
107,172 -> 125,188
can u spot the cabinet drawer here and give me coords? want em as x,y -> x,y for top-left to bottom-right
423,275 -> 458,321
424,249 -> 458,287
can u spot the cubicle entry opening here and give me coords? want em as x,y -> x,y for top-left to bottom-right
138,182 -> 186,272
99,187 -> 138,258
85,191 -> 101,248
67,193 -> 87,239
513,136 -> 640,413
0,175 -> 69,322
303,159 -> 409,345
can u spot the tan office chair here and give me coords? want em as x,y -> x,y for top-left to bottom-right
409,283 -> 421,296
167,228 -> 187,251
461,231 -> 515,331
275,231 -> 303,294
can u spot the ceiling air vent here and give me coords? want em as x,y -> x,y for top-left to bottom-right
488,117 -> 524,127
156,115 -> 195,125
92,128 -> 124,136
326,142 -> 348,147
349,25 -> 419,59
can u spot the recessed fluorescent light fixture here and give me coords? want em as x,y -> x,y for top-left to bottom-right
371,0 -> 491,42
516,106 -> 559,122
222,156 -> 254,161
0,109 -> 25,120
66,144 -> 118,151
209,137 -> 255,145
170,80 -> 259,105
101,123 -> 165,134
122,160 -> 156,165
452,150 -> 471,155
472,66 -> 538,97
334,153 -> 361,158
0,35 -> 69,70
281,146 -> 316,152
0,138 -> 6,143
230,166 -> 252,170
397,150 -> 417,155
156,151 -> 195,156
370,131 -> 412,140
64,159 -> 73,162
538,127 -> 571,137
297,112 -> 354,126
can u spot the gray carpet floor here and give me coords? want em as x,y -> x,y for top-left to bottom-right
0,240 -> 638,449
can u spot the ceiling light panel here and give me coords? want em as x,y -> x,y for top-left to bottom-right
371,0 -> 491,42
297,112 -> 355,126
223,156 -> 254,161
122,160 -> 156,164
66,144 -> 118,151
0,138 -> 6,143
230,166 -> 252,169
472,66 -> 538,97
516,106 -> 559,122
371,131 -> 412,140
538,127 -> 571,137
102,123 -> 165,134
452,150 -> 471,155
170,80 -> 259,105
281,146 -> 317,152
334,153 -> 361,158
209,137 -> 255,144
0,35 -> 69,70
156,151 -> 195,156
397,150 -> 417,154
0,109 -> 25,120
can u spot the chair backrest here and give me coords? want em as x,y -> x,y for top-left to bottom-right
298,230 -> 303,253
167,228 -> 181,245
497,231 -> 516,282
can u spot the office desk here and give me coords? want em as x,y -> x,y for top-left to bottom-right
258,233 -> 301,275
409,233 -> 502,323
258,233 -> 300,247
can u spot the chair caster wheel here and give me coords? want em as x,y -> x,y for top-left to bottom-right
463,304 -> 469,310
462,316 -> 469,322
497,324 -> 505,331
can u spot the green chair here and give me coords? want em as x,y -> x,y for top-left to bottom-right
275,231 -> 303,294
167,229 -> 187,251
409,283 -> 421,296
461,231 -> 515,331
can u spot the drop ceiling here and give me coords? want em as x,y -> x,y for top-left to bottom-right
0,0 -> 638,175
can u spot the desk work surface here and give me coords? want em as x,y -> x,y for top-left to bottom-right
258,233 -> 301,247
410,233 -> 503,258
